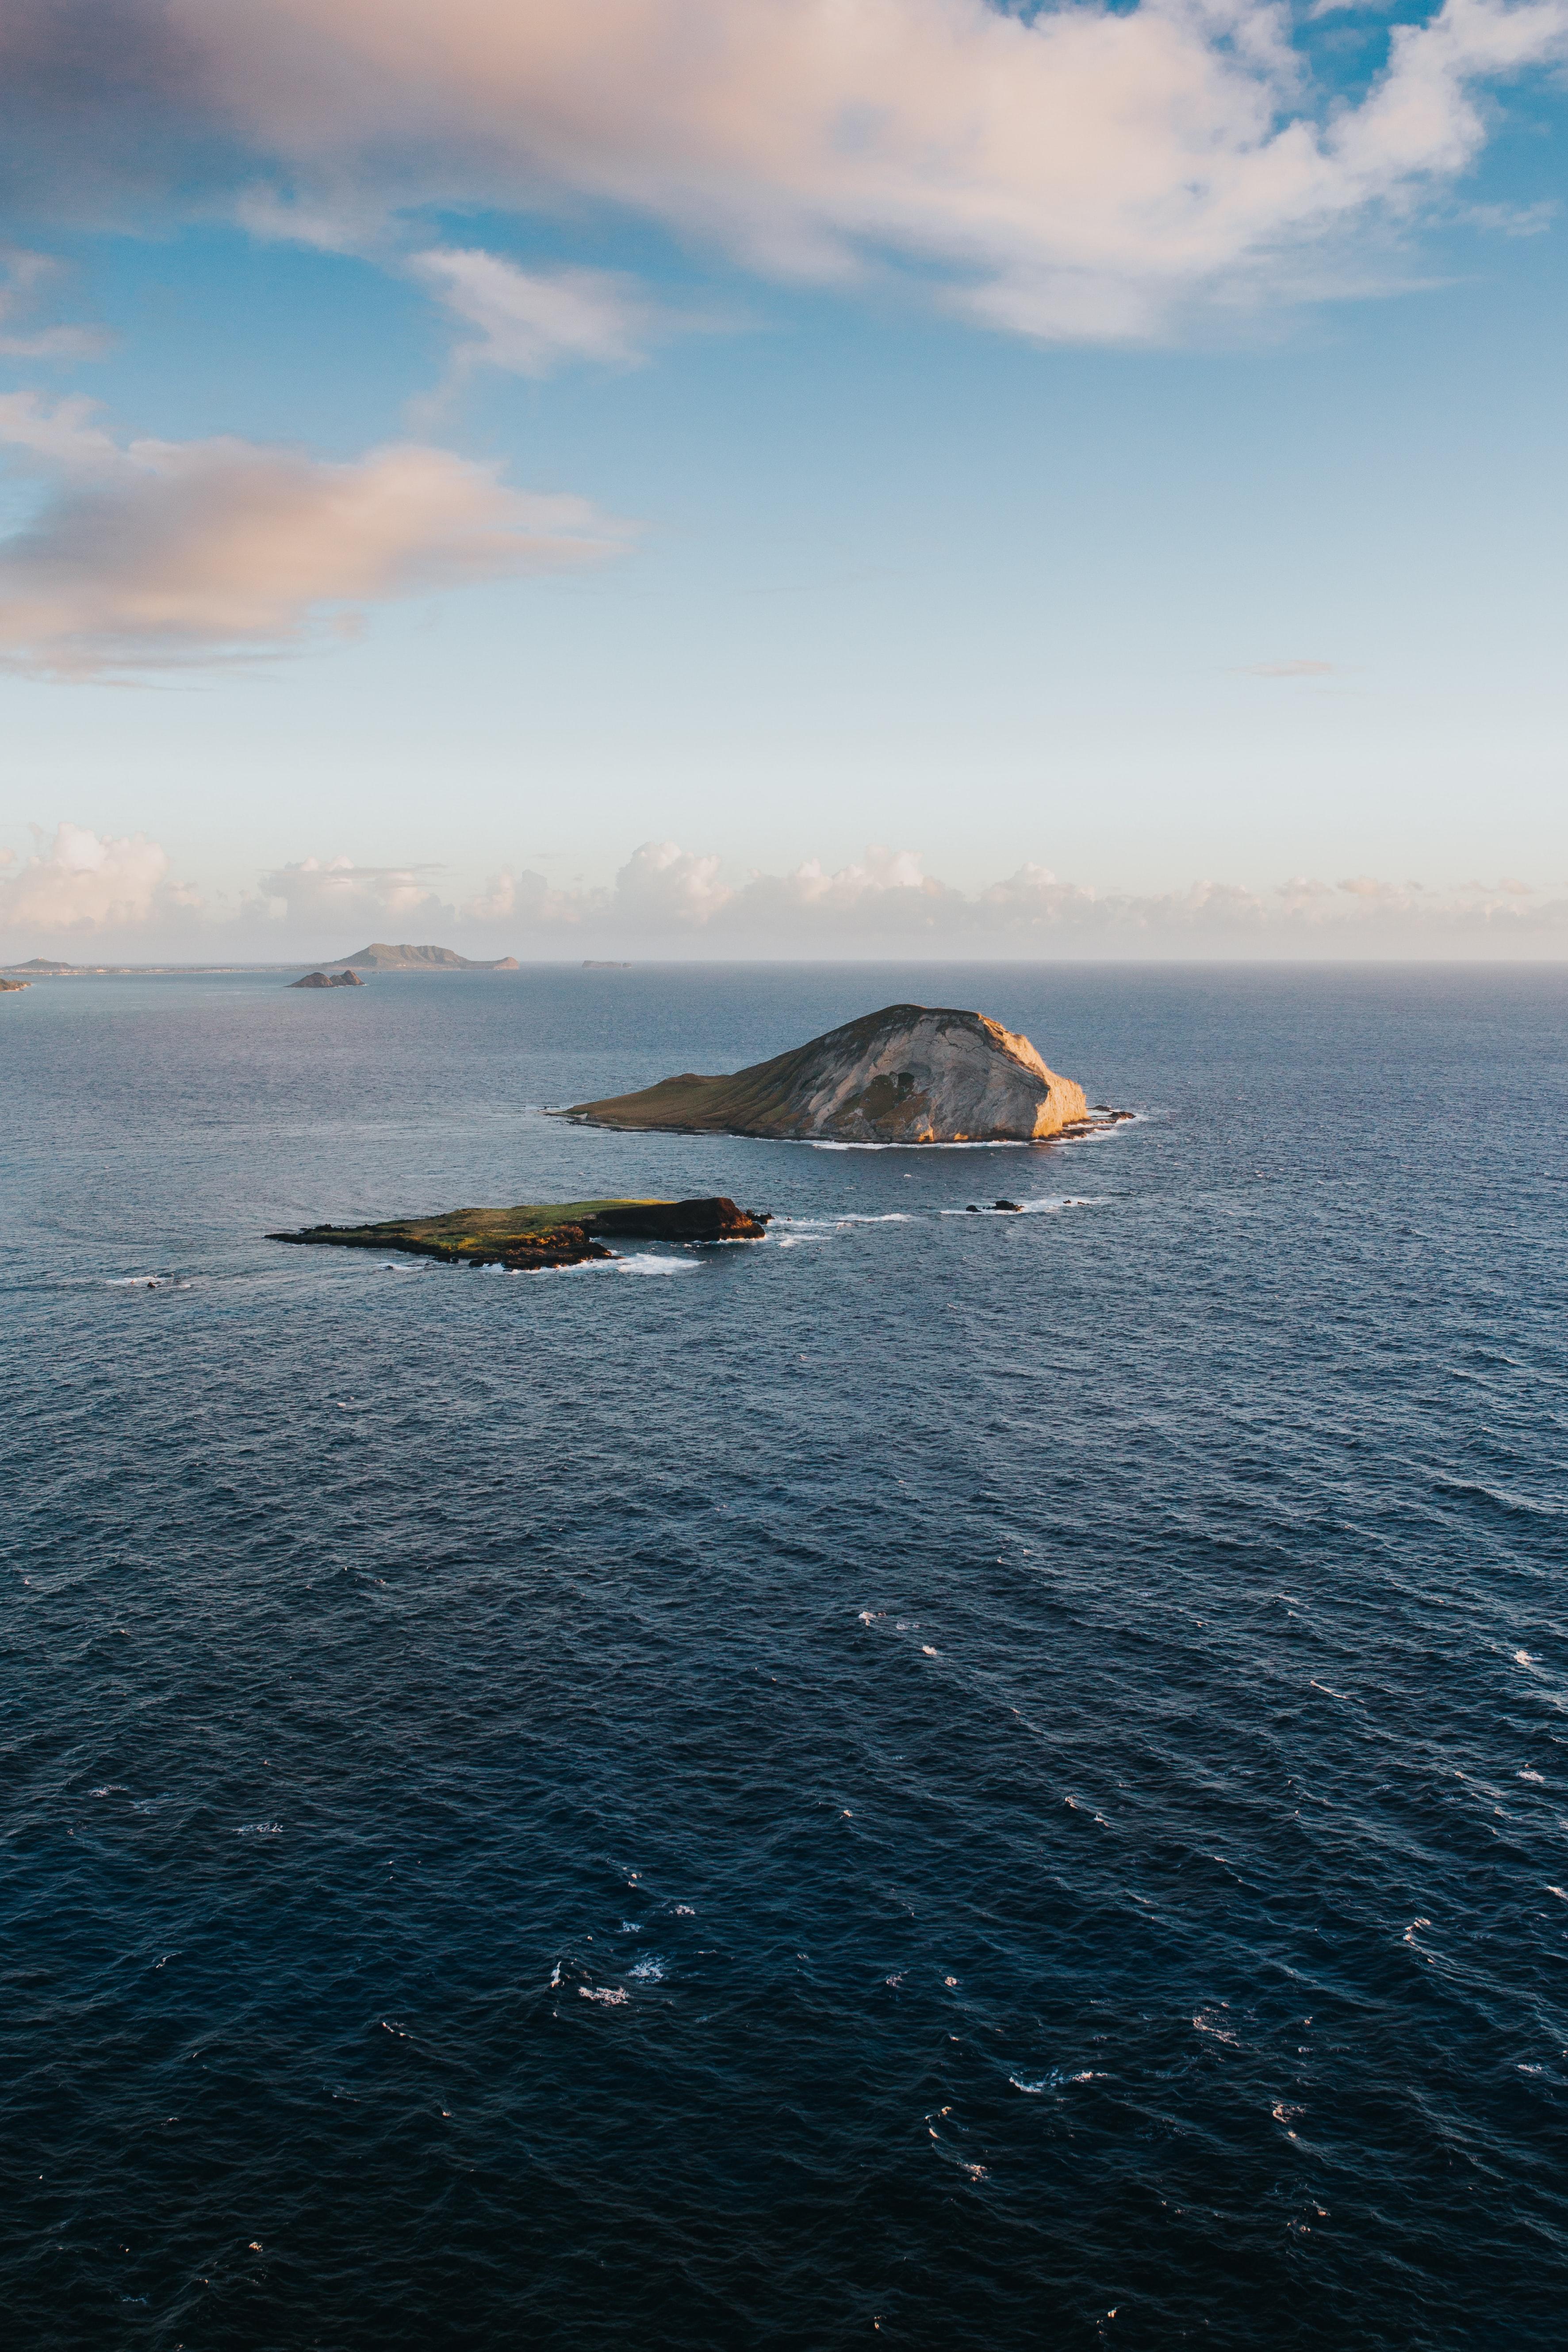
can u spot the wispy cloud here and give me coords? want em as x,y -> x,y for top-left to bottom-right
0,394 -> 635,676
411,249 -> 652,382
1241,659 -> 1339,677
0,247 -> 109,361
2,2 -> 1564,341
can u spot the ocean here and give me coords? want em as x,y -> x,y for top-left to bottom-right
3,962 -> 1564,2349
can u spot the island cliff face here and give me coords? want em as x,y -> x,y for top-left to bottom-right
561,1004 -> 1090,1144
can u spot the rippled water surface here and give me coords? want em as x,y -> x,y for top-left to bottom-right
3,963 -> 1565,2349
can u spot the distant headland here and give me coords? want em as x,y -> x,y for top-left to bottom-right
270,1196 -> 769,1272
560,1002 -> 1121,1145
331,942 -> 520,971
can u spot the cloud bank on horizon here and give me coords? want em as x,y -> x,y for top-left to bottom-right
2,822 -> 1561,961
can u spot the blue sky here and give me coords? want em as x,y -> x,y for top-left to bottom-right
0,0 -> 1564,958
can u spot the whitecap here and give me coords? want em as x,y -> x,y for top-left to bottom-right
774,1213 -> 913,1229
236,1821 -> 283,1837
1513,1650 -> 1537,1666
940,1196 -> 1107,1217
628,1954 -> 665,1982
672,1903 -> 695,1916
1518,1769 -> 1545,1783
579,1985 -> 629,2006
1009,2068 -> 1096,2094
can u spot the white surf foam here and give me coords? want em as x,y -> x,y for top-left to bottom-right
807,1139 -> 1033,1152
1009,2068 -> 1097,2094
940,1196 -> 1107,1216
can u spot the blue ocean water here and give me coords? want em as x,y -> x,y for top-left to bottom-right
3,962 -> 1565,2350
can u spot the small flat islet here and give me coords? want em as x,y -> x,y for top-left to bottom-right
269,1196 -> 769,1271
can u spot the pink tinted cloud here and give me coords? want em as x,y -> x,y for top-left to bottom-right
179,0 -> 1568,335
1,3 -> 1564,336
0,396 -> 634,675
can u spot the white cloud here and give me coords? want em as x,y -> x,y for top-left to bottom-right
256,856 -> 450,934
255,853 -> 594,940
412,249 -> 651,380
165,0 -> 1568,338
0,821 -> 202,934
0,394 -> 634,675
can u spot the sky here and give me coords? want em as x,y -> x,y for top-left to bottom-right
0,0 -> 1565,962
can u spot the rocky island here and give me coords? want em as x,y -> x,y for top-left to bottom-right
0,976 -> 29,992
334,942 -> 520,971
560,1003 -> 1107,1144
269,1195 -> 768,1271
291,970 -> 364,989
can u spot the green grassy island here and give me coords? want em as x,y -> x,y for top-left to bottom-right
268,1195 -> 769,1271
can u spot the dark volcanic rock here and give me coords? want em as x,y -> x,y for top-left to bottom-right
291,970 -> 364,989
272,1220 -> 613,1270
580,1197 -> 767,1241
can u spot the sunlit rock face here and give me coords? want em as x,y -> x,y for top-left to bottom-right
562,1003 -> 1090,1143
